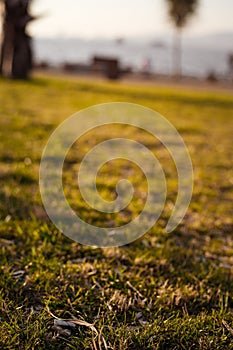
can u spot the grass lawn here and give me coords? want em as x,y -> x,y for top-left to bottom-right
0,75 -> 232,350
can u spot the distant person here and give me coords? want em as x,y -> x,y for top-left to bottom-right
228,54 -> 233,81
142,57 -> 152,77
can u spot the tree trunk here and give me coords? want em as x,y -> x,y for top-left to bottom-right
0,0 -> 34,79
173,27 -> 182,79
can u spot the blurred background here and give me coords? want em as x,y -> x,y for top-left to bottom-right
1,0 -> 233,81
27,0 -> 233,80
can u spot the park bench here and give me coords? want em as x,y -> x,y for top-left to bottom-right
92,56 -> 120,80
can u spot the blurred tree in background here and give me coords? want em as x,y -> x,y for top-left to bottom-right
0,0 -> 35,79
165,0 -> 199,78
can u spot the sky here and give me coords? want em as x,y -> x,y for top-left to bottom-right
29,0 -> 233,38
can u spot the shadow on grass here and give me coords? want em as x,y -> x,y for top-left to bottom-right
74,83 -> 233,109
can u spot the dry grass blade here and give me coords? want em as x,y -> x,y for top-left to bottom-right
47,306 -> 97,333
126,280 -> 145,299
47,306 -> 105,350
222,320 -> 233,335
98,326 -> 108,350
64,319 -> 98,333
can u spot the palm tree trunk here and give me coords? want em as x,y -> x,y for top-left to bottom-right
173,27 -> 182,79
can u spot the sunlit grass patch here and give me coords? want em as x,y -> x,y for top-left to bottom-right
0,76 -> 232,349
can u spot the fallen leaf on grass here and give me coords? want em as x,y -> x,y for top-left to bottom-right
54,320 -> 76,328
0,238 -> 14,246
52,325 -> 71,337
12,270 -> 26,279
47,306 -> 108,350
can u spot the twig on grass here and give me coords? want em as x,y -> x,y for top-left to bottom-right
222,320 -> 233,336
